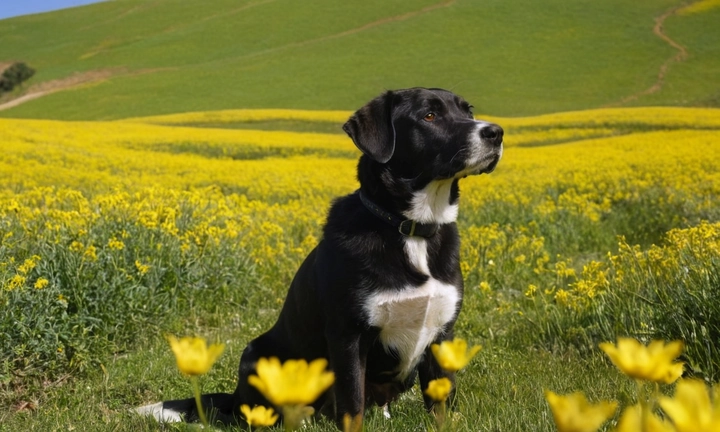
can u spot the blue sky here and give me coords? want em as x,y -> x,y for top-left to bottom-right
0,0 -> 105,20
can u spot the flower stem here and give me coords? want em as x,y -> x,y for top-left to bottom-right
435,399 -> 447,431
191,375 -> 209,427
282,405 -> 300,431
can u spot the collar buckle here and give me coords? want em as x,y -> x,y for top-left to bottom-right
398,220 -> 417,237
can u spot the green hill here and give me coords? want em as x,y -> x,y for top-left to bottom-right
0,0 -> 718,119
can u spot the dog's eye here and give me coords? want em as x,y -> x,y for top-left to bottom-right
423,112 -> 436,122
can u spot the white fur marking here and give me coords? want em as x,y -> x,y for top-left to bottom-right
134,402 -> 184,423
404,237 -> 430,274
465,122 -> 503,174
364,238 -> 460,380
404,179 -> 458,224
365,279 -> 459,380
467,122 -> 487,166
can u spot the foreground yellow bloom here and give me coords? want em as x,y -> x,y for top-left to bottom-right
659,379 -> 720,432
599,338 -> 684,384
614,404 -> 675,432
248,357 -> 335,406
424,377 -> 453,402
342,413 -> 363,432
545,390 -> 617,432
431,338 -> 481,372
167,335 -> 225,376
240,404 -> 279,427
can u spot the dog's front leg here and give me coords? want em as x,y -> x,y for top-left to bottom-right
326,331 -> 366,428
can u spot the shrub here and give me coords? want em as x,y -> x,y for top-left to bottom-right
0,62 -> 35,93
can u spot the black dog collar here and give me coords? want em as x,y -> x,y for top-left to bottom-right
357,190 -> 439,238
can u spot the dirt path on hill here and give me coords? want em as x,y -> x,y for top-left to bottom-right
0,68 -> 170,112
0,69 -> 116,112
606,3 -> 690,107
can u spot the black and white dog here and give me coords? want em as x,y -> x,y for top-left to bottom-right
137,87 -> 503,427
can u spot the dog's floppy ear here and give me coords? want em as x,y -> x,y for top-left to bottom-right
343,91 -> 396,163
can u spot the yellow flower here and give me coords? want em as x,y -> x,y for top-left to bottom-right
18,255 -> 40,274
545,390 -> 617,432
107,237 -> 125,250
659,379 -> 720,432
83,245 -> 97,261
431,338 -> 481,372
424,377 -> 453,402
167,335 -> 224,376
614,404 -> 675,432
34,278 -> 49,289
135,260 -> 150,275
555,289 -> 570,306
247,357 -> 334,406
6,274 -> 26,291
343,413 -> 363,432
599,338 -> 684,384
240,404 -> 279,427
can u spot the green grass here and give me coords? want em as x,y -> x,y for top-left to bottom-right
1,0 -> 718,119
0,332 -> 638,432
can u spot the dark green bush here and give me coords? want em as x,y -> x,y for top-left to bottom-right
0,62 -> 35,93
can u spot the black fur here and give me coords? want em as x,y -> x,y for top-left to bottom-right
145,88 -> 503,428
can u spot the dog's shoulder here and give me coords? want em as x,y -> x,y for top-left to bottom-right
322,192 -> 382,246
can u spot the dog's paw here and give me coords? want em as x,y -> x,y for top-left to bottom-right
134,401 -> 184,422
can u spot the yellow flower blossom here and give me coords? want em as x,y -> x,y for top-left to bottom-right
135,260 -> 150,275
555,289 -> 570,306
167,335 -> 224,376
248,357 -> 334,406
599,338 -> 684,384
659,379 -> 720,432
240,404 -> 279,427
83,245 -> 97,261
431,338 -> 481,372
614,404 -> 675,432
545,390 -> 617,432
18,255 -> 41,274
107,237 -> 125,250
343,413 -> 363,432
424,377 -> 453,402
479,281 -> 491,293
6,274 -> 26,291
34,278 -> 49,289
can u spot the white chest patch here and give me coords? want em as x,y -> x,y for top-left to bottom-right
364,238 -> 460,380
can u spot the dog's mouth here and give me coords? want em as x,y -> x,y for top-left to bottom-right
476,155 -> 500,174
454,153 -> 501,179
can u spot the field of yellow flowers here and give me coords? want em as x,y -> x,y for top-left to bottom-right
1,106 -> 719,430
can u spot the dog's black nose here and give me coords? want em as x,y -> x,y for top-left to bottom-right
480,124 -> 504,146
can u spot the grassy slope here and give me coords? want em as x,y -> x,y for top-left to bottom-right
2,0 -> 718,119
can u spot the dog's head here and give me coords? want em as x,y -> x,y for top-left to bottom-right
343,88 -> 503,188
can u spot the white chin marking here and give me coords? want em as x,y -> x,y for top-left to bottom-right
404,179 -> 458,224
134,402 -> 184,423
